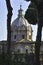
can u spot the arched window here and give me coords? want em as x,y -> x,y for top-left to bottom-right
14,35 -> 16,39
22,35 -> 25,39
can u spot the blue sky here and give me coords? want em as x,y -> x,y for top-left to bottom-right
0,0 -> 43,41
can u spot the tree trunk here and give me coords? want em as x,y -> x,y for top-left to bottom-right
5,0 -> 13,55
35,16 -> 42,65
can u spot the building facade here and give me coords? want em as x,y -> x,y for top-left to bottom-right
0,5 -> 33,54
11,5 -> 33,54
0,5 -> 43,64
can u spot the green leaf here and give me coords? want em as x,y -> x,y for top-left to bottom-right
25,2 -> 37,25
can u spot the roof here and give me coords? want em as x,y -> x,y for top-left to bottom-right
0,41 -> 43,45
11,6 -> 31,30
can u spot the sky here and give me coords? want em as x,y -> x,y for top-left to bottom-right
0,0 -> 43,41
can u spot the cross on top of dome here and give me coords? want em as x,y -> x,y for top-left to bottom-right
20,5 -> 22,10
18,5 -> 23,17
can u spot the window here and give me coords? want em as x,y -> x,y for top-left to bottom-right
0,46 -> 2,54
14,35 -> 16,39
22,35 -> 25,39
17,49 -> 20,53
26,49 -> 28,54
29,35 -> 31,39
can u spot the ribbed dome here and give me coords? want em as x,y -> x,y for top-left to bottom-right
11,5 -> 30,29
12,17 -> 30,27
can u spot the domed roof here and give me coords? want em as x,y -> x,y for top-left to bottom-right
11,5 -> 30,29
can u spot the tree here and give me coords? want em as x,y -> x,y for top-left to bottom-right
5,0 -> 13,55
5,0 -> 13,65
25,0 -> 43,65
25,2 -> 37,25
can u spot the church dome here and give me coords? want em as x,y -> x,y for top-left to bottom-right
11,5 -> 32,42
11,5 -> 30,30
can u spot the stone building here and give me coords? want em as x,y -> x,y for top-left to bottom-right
0,5 -> 33,54
11,5 -> 33,54
0,5 -> 43,64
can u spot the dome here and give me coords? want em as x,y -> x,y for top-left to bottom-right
11,5 -> 32,42
12,17 -> 30,27
11,5 -> 31,30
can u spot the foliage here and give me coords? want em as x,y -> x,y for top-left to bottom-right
0,53 -> 35,65
25,2 -> 37,25
25,0 -> 43,65
0,54 -> 13,65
